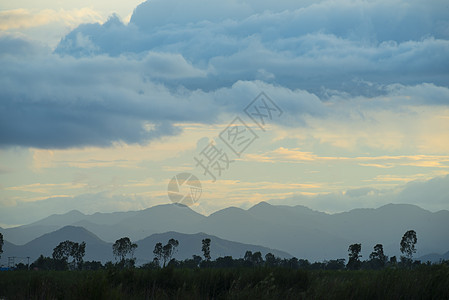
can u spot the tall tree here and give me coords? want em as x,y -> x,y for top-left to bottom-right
347,243 -> 362,270
112,237 -> 138,262
369,244 -> 387,269
153,242 -> 163,266
52,240 -> 86,269
162,239 -> 179,267
244,250 -> 253,262
0,232 -> 4,259
201,238 -> 211,261
265,253 -> 277,267
72,242 -> 86,269
400,230 -> 417,263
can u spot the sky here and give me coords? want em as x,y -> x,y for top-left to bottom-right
1,0 -> 448,227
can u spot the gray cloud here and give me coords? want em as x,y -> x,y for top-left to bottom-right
0,45 -> 214,148
1,0 -> 448,149
54,0 -> 449,93
397,175 -> 449,210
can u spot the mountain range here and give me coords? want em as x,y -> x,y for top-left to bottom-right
0,226 -> 290,266
1,202 -> 448,265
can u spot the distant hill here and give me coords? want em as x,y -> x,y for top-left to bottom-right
2,204 -> 204,245
2,202 -> 449,262
0,226 -> 291,266
134,231 -> 291,265
418,251 -> 449,263
0,226 -> 113,265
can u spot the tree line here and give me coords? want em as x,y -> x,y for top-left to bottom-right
1,229 -> 442,271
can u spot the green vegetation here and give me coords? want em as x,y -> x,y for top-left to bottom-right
1,265 -> 448,299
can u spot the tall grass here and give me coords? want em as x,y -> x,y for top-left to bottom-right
0,265 -> 447,299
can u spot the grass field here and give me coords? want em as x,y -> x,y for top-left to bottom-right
1,265 -> 448,299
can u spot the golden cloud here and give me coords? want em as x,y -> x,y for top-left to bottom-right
0,8 -> 103,30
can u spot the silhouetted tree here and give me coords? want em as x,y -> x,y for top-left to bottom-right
326,259 -> 346,270
265,253 -> 277,267
167,258 -> 180,268
202,238 -> 211,261
244,251 -> 253,262
347,243 -> 362,270
82,261 -> 103,270
52,240 -> 71,261
252,251 -> 263,266
284,257 -> 299,269
369,244 -> 387,269
185,255 -> 202,268
31,255 -> 66,271
162,239 -> 179,267
140,258 -> 160,270
309,262 -> 326,270
153,242 -> 163,266
72,242 -> 86,269
389,256 -> 397,265
113,237 -> 137,263
214,256 -> 235,268
298,259 -> 311,269
15,263 -> 28,270
52,240 -> 86,270
400,230 -> 417,262
0,232 -> 3,259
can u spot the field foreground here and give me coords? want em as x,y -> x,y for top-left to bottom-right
1,265 -> 448,299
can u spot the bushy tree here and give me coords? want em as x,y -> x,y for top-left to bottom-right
181,255 -> 202,268
242,251 -> 267,266
281,257 -> 300,269
52,240 -> 86,269
347,243 -> 362,270
214,256 -> 236,268
113,237 -> 137,263
252,251 -> 263,266
298,259 -> 311,269
265,253 -> 278,267
326,259 -> 346,270
31,255 -> 67,271
82,261 -> 103,270
400,230 -> 417,260
244,251 -> 253,262
367,244 -> 387,269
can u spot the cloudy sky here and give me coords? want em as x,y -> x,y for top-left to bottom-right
1,0 -> 448,226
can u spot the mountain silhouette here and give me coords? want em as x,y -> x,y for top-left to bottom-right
0,226 -> 291,266
2,202 -> 448,262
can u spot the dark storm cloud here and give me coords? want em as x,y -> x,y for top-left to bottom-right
0,45 -> 212,148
